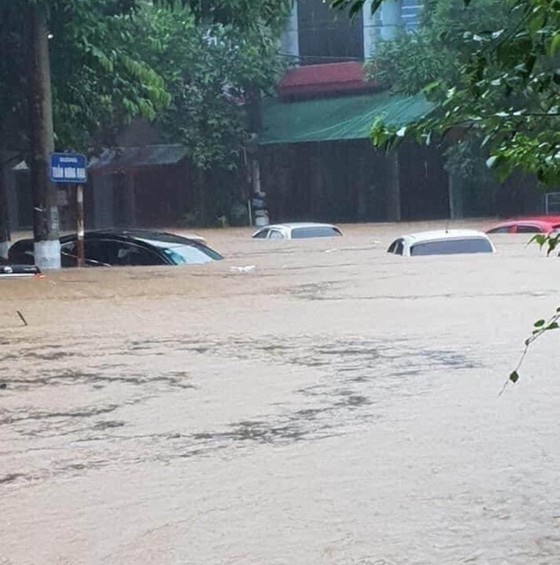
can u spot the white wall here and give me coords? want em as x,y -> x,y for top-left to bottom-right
280,1 -> 299,63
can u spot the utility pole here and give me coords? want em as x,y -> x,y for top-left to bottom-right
0,161 -> 10,260
27,3 -> 60,269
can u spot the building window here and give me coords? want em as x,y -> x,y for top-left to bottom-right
297,0 -> 364,65
401,0 -> 423,30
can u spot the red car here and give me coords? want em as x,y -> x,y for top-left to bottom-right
486,216 -> 560,234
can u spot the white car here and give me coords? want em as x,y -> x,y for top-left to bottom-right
387,229 -> 496,256
252,222 -> 342,240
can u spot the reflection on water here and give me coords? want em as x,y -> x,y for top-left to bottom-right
0,223 -> 559,564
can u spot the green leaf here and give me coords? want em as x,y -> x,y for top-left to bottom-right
509,371 -> 520,383
550,33 -> 560,56
534,319 -> 546,327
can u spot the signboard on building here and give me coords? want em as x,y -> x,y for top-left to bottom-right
50,153 -> 87,184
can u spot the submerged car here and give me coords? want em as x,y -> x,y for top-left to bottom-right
486,217 -> 560,234
0,264 -> 42,278
8,229 -> 223,267
387,229 -> 496,257
252,222 -> 342,240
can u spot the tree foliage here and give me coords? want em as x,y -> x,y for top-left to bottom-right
0,0 -> 171,151
0,0 -> 288,166
49,1 -> 171,149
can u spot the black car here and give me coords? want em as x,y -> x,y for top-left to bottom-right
8,229 -> 224,267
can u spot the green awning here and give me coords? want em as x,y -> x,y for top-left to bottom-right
259,92 -> 433,145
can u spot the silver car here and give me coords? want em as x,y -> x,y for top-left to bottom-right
252,222 -> 342,240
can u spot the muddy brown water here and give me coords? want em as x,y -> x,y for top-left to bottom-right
1,221 -> 560,564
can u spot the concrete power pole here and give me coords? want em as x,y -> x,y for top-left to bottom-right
0,163 -> 10,260
27,3 -> 61,269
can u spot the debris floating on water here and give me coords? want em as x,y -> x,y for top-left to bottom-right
16,310 -> 28,326
230,265 -> 256,273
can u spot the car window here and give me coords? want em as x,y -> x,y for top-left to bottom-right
81,239 -> 162,266
410,237 -> 494,256
253,229 -> 269,239
114,242 -> 165,266
486,226 -> 511,234
387,239 -> 404,255
516,224 -> 543,233
268,230 -> 284,239
291,226 -> 341,239
8,240 -> 34,264
84,240 -> 119,265
162,244 -> 221,265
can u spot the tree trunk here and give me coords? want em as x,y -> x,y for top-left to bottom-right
27,3 -> 60,269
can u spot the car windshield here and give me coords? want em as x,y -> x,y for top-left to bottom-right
291,226 -> 341,239
410,237 -> 494,256
161,243 -> 222,265
516,224 -> 544,233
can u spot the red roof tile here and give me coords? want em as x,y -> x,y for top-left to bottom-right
278,62 -> 379,99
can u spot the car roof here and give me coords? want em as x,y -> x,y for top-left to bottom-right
13,230 -> 207,248
486,218 -> 560,232
397,229 -> 491,244
488,219 -> 552,227
261,222 -> 339,230
81,229 -> 203,242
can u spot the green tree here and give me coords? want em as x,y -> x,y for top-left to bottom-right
0,0 -> 170,150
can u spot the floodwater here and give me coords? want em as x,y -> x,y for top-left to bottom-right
1,221 -> 560,565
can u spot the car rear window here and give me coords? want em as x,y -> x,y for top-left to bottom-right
486,226 -> 512,234
410,237 -> 494,256
516,224 -> 544,233
291,226 -> 341,239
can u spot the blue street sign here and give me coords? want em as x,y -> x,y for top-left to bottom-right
50,153 -> 87,184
